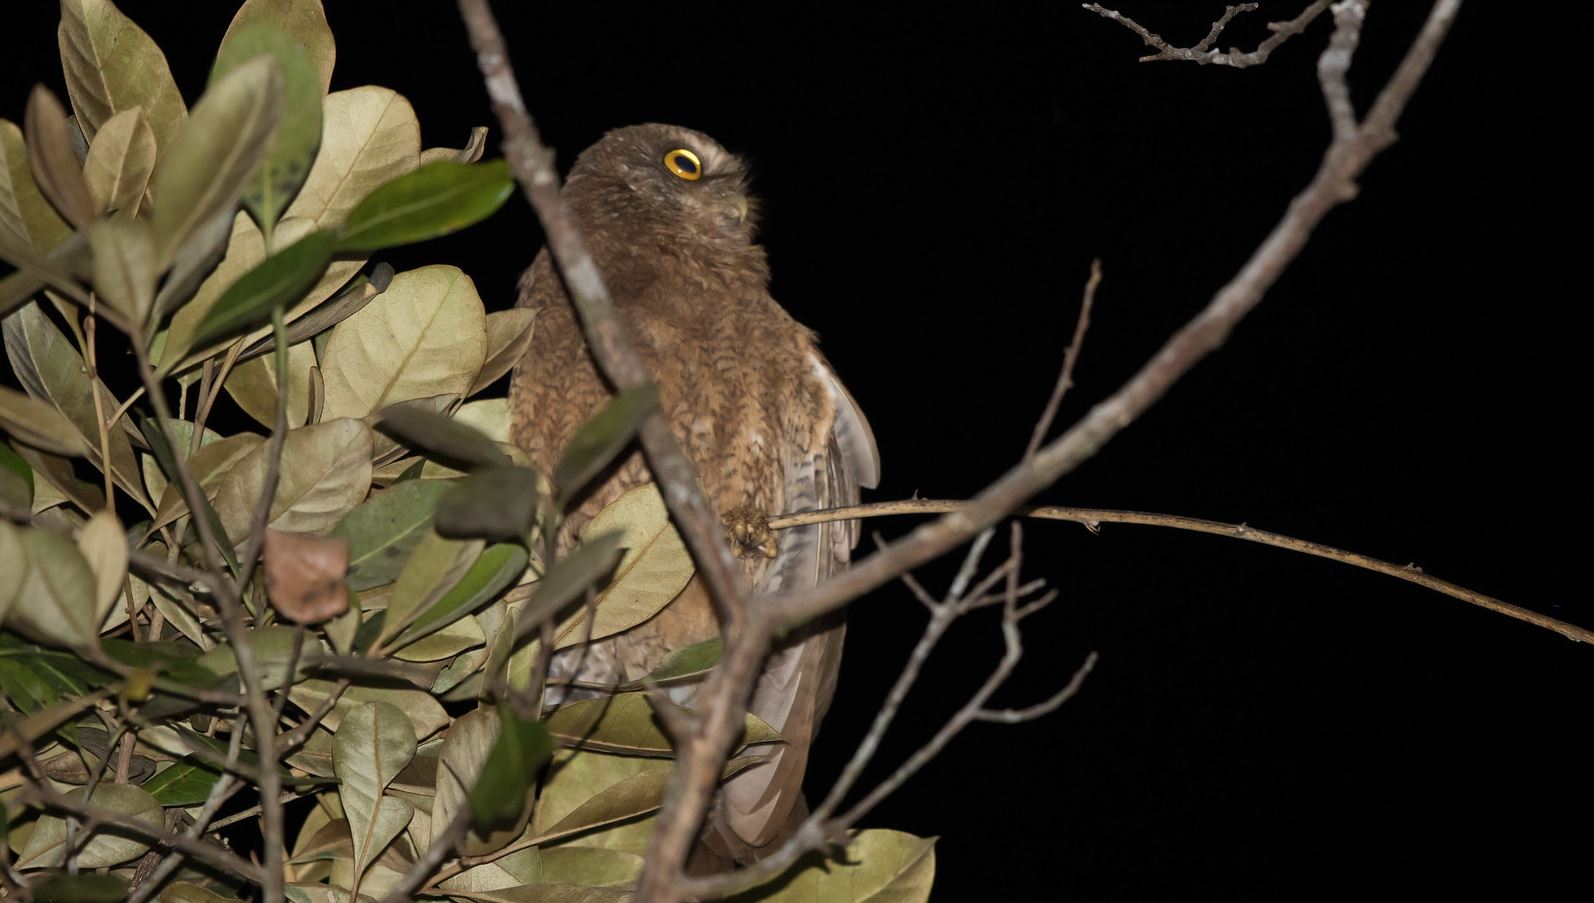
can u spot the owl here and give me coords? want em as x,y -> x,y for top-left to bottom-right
508,123 -> 879,862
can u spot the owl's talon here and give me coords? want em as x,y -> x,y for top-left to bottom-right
724,507 -> 778,560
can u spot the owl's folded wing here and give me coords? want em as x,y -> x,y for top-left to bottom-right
716,351 -> 879,852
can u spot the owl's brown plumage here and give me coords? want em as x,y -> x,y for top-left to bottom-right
508,124 -> 878,861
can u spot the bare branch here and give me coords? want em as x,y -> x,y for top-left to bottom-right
1025,259 -> 1101,460
1084,1 -> 1332,68
768,498 -> 1585,643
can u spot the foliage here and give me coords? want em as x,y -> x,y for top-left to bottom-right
0,2 -> 931,900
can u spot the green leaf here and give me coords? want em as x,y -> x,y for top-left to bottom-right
375,403 -> 509,471
471,307 -> 538,397
189,227 -> 335,348
331,477 -> 454,591
236,271 -> 383,365
0,118 -> 72,252
0,520 -> 27,630
554,384 -> 659,506
377,530 -> 483,650
29,872 -> 130,903
626,637 -> 722,687
333,701 -> 417,891
15,782 -> 163,869
470,703 -> 552,832
211,416 -> 374,542
81,106 -> 155,216
435,465 -> 541,544
150,55 -> 285,261
727,830 -> 936,903
546,692 -> 779,757
212,21 -> 324,231
337,159 -> 514,252
392,542 -> 526,651
4,301 -> 145,504
0,439 -> 33,508
512,532 -> 624,645
4,523 -> 100,651
432,707 -> 501,854
57,0 -> 188,155
0,633 -> 108,723
320,264 -> 487,420
0,384 -> 87,456
142,758 -> 222,806
554,483 -> 694,648
224,0 -> 337,92
24,85 -> 97,230
87,215 -> 158,325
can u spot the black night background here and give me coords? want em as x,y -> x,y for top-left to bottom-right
2,2 -> 1584,898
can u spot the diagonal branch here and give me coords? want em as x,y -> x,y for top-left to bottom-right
1085,1 -> 1333,68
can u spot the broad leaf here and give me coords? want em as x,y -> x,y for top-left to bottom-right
0,119 -> 72,252
28,873 -> 129,902
150,55 -> 284,260
470,703 -> 552,832
24,85 -> 96,230
547,693 -> 780,756
212,417 -> 373,542
15,782 -> 163,869
727,830 -> 936,903
0,384 -> 86,456
513,531 -> 624,645
392,542 -> 527,651
87,216 -> 157,325
331,477 -> 454,591
376,530 -> 483,650
57,0 -> 187,154
282,86 -> 419,229
189,227 -> 335,348
213,21 -> 325,230
333,701 -> 417,891
375,403 -> 508,471
555,484 -> 694,648
225,337 -> 315,428
435,465 -> 540,543
264,528 -> 350,623
225,0 -> 337,92
5,523 -> 99,651
627,637 -> 722,687
320,264 -> 486,420
336,159 -> 514,252
75,507 -> 128,630
81,106 -> 155,216
142,758 -> 222,806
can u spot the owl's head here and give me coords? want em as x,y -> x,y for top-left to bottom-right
564,123 -> 758,241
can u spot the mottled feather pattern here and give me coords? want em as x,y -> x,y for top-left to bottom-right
509,124 -> 876,860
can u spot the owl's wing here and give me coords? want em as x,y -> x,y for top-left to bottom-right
715,351 -> 879,852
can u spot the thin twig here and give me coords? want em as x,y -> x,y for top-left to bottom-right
1024,259 -> 1101,460
1084,1 -> 1333,67
766,499 -> 1585,643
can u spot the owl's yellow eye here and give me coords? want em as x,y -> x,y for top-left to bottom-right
663,148 -> 703,181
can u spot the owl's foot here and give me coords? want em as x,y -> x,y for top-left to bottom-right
723,506 -> 779,560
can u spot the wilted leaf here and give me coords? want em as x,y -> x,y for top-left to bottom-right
28,872 -> 129,902
16,445 -> 103,513
4,301 -> 146,506
5,524 -> 99,651
212,417 -> 373,542
514,531 -> 624,645
82,106 -> 155,215
265,528 -> 349,623
197,624 -> 313,691
225,0 -> 337,92
320,264 -> 487,420
151,55 -> 285,260
436,465 -> 540,543
331,478 -> 454,591
555,484 -> 694,648
57,0 -> 187,154
471,703 -> 552,832
225,337 -> 315,428
727,830 -> 936,903
149,429 -> 263,533
377,530 -> 483,650
626,637 -> 722,687
496,846 -> 644,889
189,227 -> 335,348
87,216 -> 157,325
375,403 -> 508,471
554,385 -> 659,506
15,782 -> 163,869
213,21 -> 324,230
24,85 -> 97,229
419,126 -> 489,166
333,701 -> 417,891
392,542 -> 526,653
284,86 -> 419,229
0,119 -> 72,252
75,507 -> 127,630
336,159 -> 513,252
470,307 -> 538,396
0,384 -> 87,456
